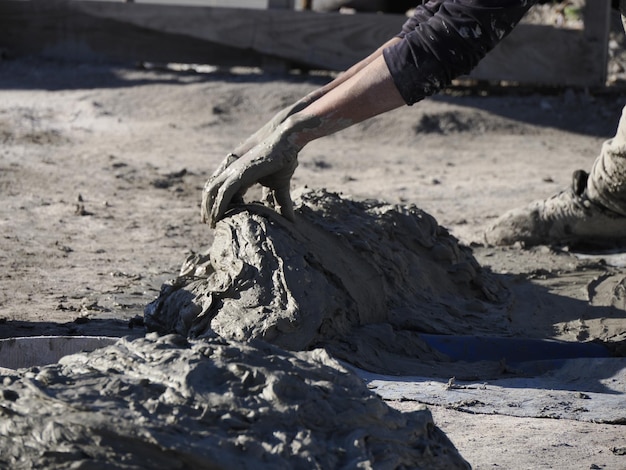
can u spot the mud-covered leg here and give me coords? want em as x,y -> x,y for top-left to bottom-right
484,105 -> 626,247
587,107 -> 626,216
485,7 -> 626,247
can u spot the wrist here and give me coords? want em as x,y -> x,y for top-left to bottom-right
280,113 -> 323,150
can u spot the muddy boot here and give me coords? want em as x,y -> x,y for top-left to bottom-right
486,103 -> 626,247
484,169 -> 626,247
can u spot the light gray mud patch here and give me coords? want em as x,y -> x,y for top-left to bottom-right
472,245 -> 626,349
0,334 -> 470,469
146,188 -> 512,376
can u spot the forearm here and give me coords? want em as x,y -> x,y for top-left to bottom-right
296,37 -> 402,109
231,37 -> 402,157
280,54 -> 406,149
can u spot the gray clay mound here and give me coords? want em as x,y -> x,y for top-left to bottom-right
146,188 -> 513,376
0,334 -> 469,470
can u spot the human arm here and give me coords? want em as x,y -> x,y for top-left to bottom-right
223,36 -> 403,165
201,40 -> 406,226
202,0 -> 536,227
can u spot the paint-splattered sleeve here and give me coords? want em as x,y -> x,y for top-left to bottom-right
383,0 -> 536,105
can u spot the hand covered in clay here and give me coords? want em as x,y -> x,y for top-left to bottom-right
201,127 -> 299,228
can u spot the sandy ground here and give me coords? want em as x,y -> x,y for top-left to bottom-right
1,55 -> 626,468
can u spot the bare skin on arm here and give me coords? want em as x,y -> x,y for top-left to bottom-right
201,38 -> 407,228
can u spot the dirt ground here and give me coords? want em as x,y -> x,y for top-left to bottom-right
1,53 -> 626,468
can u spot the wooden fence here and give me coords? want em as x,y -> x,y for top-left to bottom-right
0,0 -> 613,87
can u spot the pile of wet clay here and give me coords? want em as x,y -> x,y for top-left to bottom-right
0,333 -> 469,469
146,188 -> 512,375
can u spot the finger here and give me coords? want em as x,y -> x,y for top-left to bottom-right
272,185 -> 295,222
203,166 -> 240,227
213,153 -> 239,175
209,173 -> 245,228
201,175 -> 222,225
202,152 -> 246,224
208,158 -> 283,226
200,191 -> 209,224
202,154 -> 238,224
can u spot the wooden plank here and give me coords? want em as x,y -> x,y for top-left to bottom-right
267,0 -> 294,8
0,0 -> 611,87
469,24 -> 602,86
583,0 -> 612,40
470,0 -> 610,87
582,0 -> 611,85
0,0 -> 264,67
72,1 -> 404,69
74,0 -> 609,86
82,0 -> 292,8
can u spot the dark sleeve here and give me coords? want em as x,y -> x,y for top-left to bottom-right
383,0 -> 536,105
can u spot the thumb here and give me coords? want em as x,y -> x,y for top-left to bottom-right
272,185 -> 295,222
